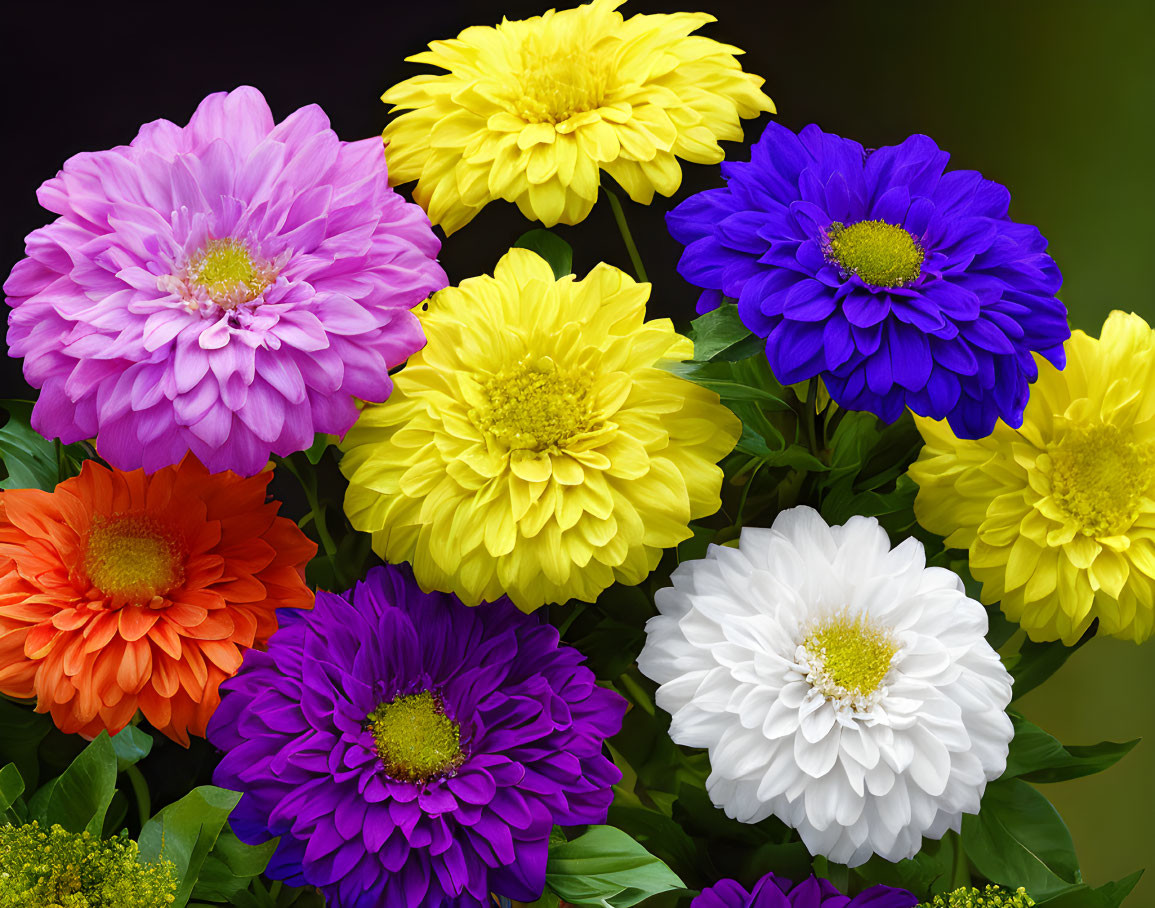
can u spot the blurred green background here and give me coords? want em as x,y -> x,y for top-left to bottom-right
2,0 -> 1152,901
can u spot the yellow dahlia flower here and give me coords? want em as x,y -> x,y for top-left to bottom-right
909,310 -> 1155,644
339,248 -> 741,610
381,0 -> 774,233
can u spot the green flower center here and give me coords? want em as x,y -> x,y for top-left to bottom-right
476,358 -> 592,451
368,691 -> 464,783
188,238 -> 275,305
802,614 -> 898,706
84,514 -> 185,605
826,219 -> 925,288
1049,424 -> 1155,537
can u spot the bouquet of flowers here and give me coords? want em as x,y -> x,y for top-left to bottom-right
0,2 -> 1149,907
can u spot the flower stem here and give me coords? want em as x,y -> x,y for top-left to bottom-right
54,438 -> 67,483
125,764 -> 151,829
604,187 -> 649,283
278,456 -> 339,561
949,829 -> 970,889
618,672 -> 655,716
804,379 -> 821,453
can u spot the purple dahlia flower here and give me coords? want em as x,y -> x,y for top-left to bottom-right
667,122 -> 1068,438
695,873 -> 916,908
4,86 -> 446,475
207,564 -> 626,908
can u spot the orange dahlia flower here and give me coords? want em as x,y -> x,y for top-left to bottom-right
0,456 -> 315,745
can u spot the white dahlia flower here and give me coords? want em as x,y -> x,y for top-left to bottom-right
637,506 -> 1014,866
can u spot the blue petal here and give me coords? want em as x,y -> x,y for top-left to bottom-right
823,316 -> 856,370
889,322 -> 933,390
766,320 -> 826,384
842,289 -> 891,328
824,172 -> 852,222
782,279 -> 837,321
870,185 -> 911,224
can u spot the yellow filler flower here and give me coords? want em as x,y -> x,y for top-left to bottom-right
909,311 -> 1155,644
340,248 -> 741,611
381,0 -> 774,233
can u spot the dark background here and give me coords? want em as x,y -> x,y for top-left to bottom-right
2,0 -> 1153,900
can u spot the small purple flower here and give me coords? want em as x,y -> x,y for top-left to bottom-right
667,122 -> 1068,439
695,872 -> 917,908
207,565 -> 626,908
5,86 -> 447,475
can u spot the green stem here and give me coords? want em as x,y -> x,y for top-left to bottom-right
55,438 -> 67,482
949,829 -> 970,889
279,456 -> 338,561
734,459 -> 767,529
603,188 -> 649,283
804,379 -> 821,454
618,672 -> 656,716
125,764 -> 151,829
555,603 -> 586,638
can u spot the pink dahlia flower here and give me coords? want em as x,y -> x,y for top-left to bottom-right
4,86 -> 446,475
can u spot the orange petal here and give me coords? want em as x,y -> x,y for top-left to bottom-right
149,618 -> 184,660
118,607 -> 159,642
24,623 -> 59,659
82,611 -> 120,653
186,609 -> 236,642
197,639 -> 244,673
115,638 -> 153,694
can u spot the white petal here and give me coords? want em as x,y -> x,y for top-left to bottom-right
794,722 -> 842,778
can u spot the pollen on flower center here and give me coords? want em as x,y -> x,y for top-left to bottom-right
476,358 -> 592,451
800,614 -> 898,710
1049,424 -> 1155,537
187,238 -> 277,306
368,690 -> 464,783
514,37 -> 608,124
83,513 -> 185,605
825,219 -> 925,288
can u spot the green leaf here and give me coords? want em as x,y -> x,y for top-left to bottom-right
303,433 -> 332,465
110,724 -> 154,772
514,229 -> 573,279
1035,870 -> 1144,908
689,303 -> 754,361
0,400 -> 59,490
0,763 -> 25,813
139,785 -> 244,907
190,825 -> 279,902
854,834 -> 960,897
1004,713 -> 1138,784
962,778 -> 1080,899
0,697 -> 51,789
1008,627 -> 1094,700
42,732 -> 119,835
545,825 -> 686,908
524,888 -> 562,908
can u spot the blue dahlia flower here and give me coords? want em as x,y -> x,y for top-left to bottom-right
694,872 -> 916,908
206,565 -> 626,908
667,122 -> 1068,438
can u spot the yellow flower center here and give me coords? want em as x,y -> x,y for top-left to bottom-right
826,219 -> 925,288
1049,424 -> 1155,537
368,691 -> 464,783
83,514 -> 185,605
188,238 -> 275,306
476,358 -> 592,451
802,614 -> 898,707
514,36 -> 608,124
